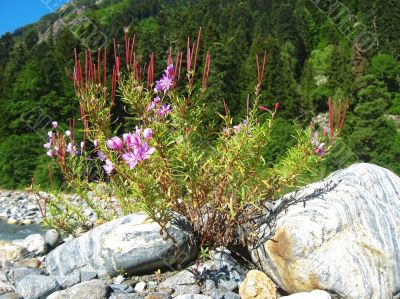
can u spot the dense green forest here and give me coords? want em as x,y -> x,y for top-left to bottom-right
0,0 -> 399,189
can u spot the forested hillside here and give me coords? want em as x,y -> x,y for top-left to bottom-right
0,0 -> 399,189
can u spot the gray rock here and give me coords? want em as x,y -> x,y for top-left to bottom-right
211,291 -> 240,299
80,271 -> 97,282
144,293 -> 172,299
14,258 -> 41,268
159,270 -> 196,288
13,234 -> 47,256
134,281 -> 147,293
159,270 -> 200,296
45,230 -> 61,248
147,281 -> 158,289
15,274 -> 59,299
108,294 -> 145,299
0,282 -> 14,295
109,284 -> 134,294
213,248 -> 245,280
174,295 -> 212,299
46,213 -> 196,287
12,267 -> 43,281
46,279 -> 107,299
173,285 -> 201,297
251,163 -> 400,299
200,248 -> 245,294
113,275 -> 126,284
0,242 -> 27,264
9,208 -> 18,215
203,279 -> 216,294
26,205 -> 38,211
280,290 -> 331,298
0,293 -> 22,299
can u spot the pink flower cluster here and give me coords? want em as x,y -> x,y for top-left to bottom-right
146,96 -> 171,117
104,127 -> 155,174
311,130 -> 326,156
44,121 -> 82,158
147,64 -> 175,118
233,119 -> 249,133
155,64 -> 175,94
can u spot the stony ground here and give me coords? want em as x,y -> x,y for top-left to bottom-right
0,229 -> 251,299
0,190 -> 43,225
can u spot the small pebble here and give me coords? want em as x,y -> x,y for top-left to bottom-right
113,275 -> 125,284
135,281 -> 147,292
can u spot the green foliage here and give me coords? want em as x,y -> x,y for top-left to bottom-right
370,54 -> 400,92
0,134 -> 41,189
0,0 -> 399,191
39,38 -> 347,248
345,73 -> 400,173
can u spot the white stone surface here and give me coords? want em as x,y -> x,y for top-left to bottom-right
280,290 -> 331,299
251,163 -> 400,299
46,213 -> 196,287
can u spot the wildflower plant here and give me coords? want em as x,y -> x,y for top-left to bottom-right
36,30 -> 348,247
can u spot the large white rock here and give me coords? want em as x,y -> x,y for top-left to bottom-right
13,234 -> 47,256
0,241 -> 27,264
45,213 -> 196,287
280,290 -> 331,299
46,279 -> 107,299
251,163 -> 400,299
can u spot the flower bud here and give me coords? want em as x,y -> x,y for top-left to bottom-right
143,128 -> 153,140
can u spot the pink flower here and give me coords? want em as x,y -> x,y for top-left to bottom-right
233,124 -> 241,133
65,130 -> 71,137
146,96 -> 162,112
146,101 -> 156,112
93,140 -> 99,148
122,152 -> 138,169
123,133 -> 134,147
51,121 -> 58,129
233,119 -> 249,134
98,150 -> 105,161
107,136 -> 123,151
159,104 -> 171,117
143,128 -> 152,140
48,131 -> 54,139
66,142 -> 76,155
124,132 -> 142,149
43,143 -> 51,149
275,102 -> 279,111
311,131 -> 319,146
47,150 -> 54,158
315,143 -> 326,156
155,75 -> 173,93
134,143 -> 155,161
103,159 -> 114,174
153,96 -> 161,104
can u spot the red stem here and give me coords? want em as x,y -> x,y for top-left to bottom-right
328,98 -> 334,137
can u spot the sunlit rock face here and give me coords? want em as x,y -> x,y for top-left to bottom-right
46,213 -> 196,288
251,163 -> 400,299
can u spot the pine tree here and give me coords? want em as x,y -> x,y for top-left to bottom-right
347,74 -> 400,173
